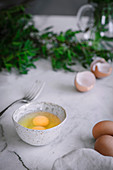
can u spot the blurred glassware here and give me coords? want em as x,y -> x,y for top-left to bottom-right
76,3 -> 113,40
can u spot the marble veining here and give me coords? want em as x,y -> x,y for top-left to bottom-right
0,124 -> 7,152
9,151 -> 30,170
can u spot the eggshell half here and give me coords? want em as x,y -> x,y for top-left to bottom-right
90,57 -> 106,73
95,63 -> 112,78
74,71 -> 96,92
94,135 -> 113,157
92,120 -> 113,139
90,57 -> 112,78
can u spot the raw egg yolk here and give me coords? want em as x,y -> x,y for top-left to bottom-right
32,116 -> 49,126
32,126 -> 46,130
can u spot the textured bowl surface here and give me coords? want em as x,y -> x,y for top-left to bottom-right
12,102 -> 67,146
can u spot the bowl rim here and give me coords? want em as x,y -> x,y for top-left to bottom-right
12,101 -> 67,132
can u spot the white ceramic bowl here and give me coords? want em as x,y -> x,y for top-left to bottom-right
12,102 -> 67,146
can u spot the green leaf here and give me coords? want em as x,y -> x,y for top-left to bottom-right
67,50 -> 72,62
56,33 -> 65,42
42,45 -> 47,56
43,26 -> 53,31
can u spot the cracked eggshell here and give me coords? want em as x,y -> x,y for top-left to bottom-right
94,63 -> 112,78
74,71 -> 96,92
90,57 -> 106,73
90,58 -> 112,78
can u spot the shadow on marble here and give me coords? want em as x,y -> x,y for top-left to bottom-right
57,83 -> 76,93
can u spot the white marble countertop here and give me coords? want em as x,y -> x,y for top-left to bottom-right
0,15 -> 113,170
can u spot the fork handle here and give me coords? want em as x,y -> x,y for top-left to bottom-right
0,99 -> 27,117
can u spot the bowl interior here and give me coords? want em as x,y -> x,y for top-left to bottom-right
13,102 -> 66,126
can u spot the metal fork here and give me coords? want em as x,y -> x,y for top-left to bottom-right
0,80 -> 45,117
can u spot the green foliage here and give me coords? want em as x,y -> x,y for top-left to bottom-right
0,5 -> 40,74
0,4 -> 113,74
88,0 -> 113,4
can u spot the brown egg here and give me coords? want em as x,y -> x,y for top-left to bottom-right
74,71 -> 96,92
90,57 -> 112,78
94,135 -> 113,157
92,120 -> 113,139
